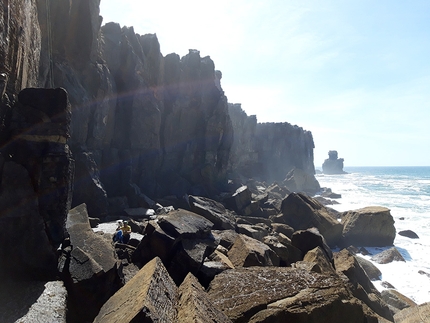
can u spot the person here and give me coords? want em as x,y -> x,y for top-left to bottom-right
121,220 -> 131,244
113,221 -> 123,243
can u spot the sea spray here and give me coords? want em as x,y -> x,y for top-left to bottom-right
316,166 -> 430,304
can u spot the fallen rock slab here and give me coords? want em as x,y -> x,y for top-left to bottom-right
280,192 -> 342,247
381,289 -> 417,313
94,257 -> 178,323
64,203 -> 122,322
189,195 -> 236,230
228,234 -> 280,267
393,302 -> 430,323
207,266 -> 368,323
355,256 -> 382,281
177,273 -> 232,323
341,206 -> 396,247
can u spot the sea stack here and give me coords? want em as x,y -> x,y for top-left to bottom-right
322,150 -> 347,174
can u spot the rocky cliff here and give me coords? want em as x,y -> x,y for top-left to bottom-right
0,0 -> 317,219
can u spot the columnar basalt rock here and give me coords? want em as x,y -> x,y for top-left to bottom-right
228,103 -> 318,192
0,86 -> 73,279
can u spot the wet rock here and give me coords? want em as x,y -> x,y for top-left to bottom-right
398,230 -> 419,239
371,247 -> 406,264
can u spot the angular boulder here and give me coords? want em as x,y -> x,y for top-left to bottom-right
371,247 -> 406,264
189,195 -> 236,230
133,209 -> 217,284
341,206 -> 396,247
64,203 -> 122,322
381,289 -> 417,314
207,266 -> 367,323
94,257 -> 178,323
280,192 -> 342,247
177,273 -> 232,323
299,246 -> 336,275
291,228 -> 334,266
228,234 -> 280,267
224,185 -> 252,214
157,208 -> 214,239
334,249 -> 393,321
355,256 -> 382,280
393,302 -> 430,323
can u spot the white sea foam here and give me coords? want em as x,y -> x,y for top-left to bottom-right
316,167 -> 430,305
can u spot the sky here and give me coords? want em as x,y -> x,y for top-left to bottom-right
100,0 -> 430,167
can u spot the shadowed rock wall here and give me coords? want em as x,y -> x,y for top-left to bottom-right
228,103 -> 316,185
1,0 -> 317,219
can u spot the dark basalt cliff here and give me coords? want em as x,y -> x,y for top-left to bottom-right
228,103 -> 316,184
0,0 -> 317,219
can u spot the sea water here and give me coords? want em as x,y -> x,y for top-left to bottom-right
316,166 -> 430,305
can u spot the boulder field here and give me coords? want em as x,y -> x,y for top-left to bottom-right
0,1 -> 424,322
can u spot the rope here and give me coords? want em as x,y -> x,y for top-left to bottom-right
45,0 -> 54,88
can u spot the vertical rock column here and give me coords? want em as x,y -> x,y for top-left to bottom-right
0,87 -> 74,279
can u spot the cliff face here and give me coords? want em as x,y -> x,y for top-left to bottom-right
1,0 -> 317,218
228,103 -> 316,185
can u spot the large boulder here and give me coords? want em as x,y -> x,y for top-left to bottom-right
224,185 -> 253,214
341,206 -> 396,247
189,195 -> 236,230
355,256 -> 382,280
370,247 -> 406,264
133,209 -> 217,284
291,228 -> 334,266
280,192 -> 342,247
334,249 -> 393,321
63,203 -> 122,322
393,302 -> 430,323
381,289 -> 417,314
228,234 -> 280,267
94,257 -> 178,323
207,266 -> 372,323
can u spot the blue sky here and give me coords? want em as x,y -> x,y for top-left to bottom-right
100,0 -> 430,167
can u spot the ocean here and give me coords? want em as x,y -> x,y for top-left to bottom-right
316,166 -> 430,305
